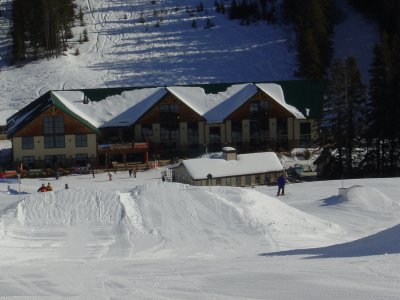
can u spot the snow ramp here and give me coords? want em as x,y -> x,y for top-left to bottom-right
0,183 -> 345,262
0,188 -> 146,261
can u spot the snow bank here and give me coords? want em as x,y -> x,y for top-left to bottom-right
0,182 -> 346,261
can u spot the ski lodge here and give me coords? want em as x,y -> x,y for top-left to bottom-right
6,81 -> 322,172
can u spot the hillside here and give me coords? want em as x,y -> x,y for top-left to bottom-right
0,0 -> 378,112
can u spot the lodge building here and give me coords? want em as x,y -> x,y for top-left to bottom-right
6,81 -> 322,170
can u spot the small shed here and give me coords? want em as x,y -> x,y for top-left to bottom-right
172,148 -> 284,187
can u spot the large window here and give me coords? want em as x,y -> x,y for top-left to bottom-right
231,120 -> 242,145
249,100 -> 268,114
22,156 -> 35,169
277,118 -> 288,149
44,155 -> 66,168
209,127 -> 221,144
43,116 -> 65,148
76,153 -> 88,166
300,122 -> 312,147
22,136 -> 34,149
141,124 -> 153,137
187,122 -> 198,145
75,134 -> 88,147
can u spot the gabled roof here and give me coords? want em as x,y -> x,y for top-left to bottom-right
256,83 -> 305,119
7,81 -> 321,137
52,88 -> 167,128
167,84 -> 258,123
181,152 -> 283,180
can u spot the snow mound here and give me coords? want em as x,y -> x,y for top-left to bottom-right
0,188 -> 146,260
0,183 -> 346,262
344,186 -> 400,212
133,183 -> 345,255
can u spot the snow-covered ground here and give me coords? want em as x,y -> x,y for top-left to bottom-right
0,0 -> 378,112
0,168 -> 399,299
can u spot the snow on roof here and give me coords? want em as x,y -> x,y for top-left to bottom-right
222,146 -> 236,152
167,84 -> 258,123
0,109 -> 18,126
204,84 -> 258,123
182,152 -> 283,180
52,88 -> 167,128
256,83 -> 305,119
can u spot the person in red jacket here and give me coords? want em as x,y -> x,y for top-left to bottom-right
37,183 -> 47,192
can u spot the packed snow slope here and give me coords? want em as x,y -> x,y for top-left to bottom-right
0,170 -> 399,299
0,0 -> 378,111
0,183 -> 347,261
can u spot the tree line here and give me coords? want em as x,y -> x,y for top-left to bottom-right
316,0 -> 400,178
11,0 -> 76,65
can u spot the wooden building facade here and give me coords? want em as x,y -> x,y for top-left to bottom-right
7,82 -> 322,170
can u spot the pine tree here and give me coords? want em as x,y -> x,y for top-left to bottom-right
321,57 -> 366,178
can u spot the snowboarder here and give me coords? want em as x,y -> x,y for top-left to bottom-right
108,172 -> 112,181
277,174 -> 286,196
133,169 -> 137,178
129,169 -> 132,177
46,182 -> 53,191
162,174 -> 165,182
65,183 -> 69,189
37,183 -> 47,192
92,170 -> 95,178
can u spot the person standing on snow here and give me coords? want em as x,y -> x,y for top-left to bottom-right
37,183 -> 47,192
277,174 -> 286,196
46,182 -> 53,191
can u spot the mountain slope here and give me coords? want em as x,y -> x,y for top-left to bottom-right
0,0 -> 297,111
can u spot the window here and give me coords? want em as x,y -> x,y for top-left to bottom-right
75,134 -> 88,147
236,176 -> 241,186
250,102 -> 259,113
249,100 -> 268,113
44,135 -> 65,148
187,122 -> 198,145
231,120 -> 242,144
300,122 -> 312,147
44,116 -> 64,134
209,127 -> 221,144
141,124 -> 153,137
22,136 -> 34,149
255,175 -> 260,185
44,155 -> 66,168
76,153 -> 88,166
245,175 -> 251,186
43,116 -> 65,148
22,156 -> 35,169
160,104 -> 179,113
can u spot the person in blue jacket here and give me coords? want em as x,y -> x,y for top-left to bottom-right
277,174 -> 286,196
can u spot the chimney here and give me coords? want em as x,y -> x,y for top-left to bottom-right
222,147 -> 237,161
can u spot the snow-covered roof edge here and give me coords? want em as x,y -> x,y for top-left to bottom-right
256,83 -> 305,119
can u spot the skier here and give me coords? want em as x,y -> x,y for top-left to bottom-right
65,183 -> 69,189
277,174 -> 286,196
129,169 -> 132,177
108,172 -> 112,181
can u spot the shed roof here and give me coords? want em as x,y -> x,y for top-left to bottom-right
181,152 -> 283,180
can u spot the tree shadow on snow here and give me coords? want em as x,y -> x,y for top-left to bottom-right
259,224 -> 400,259
319,195 -> 345,206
